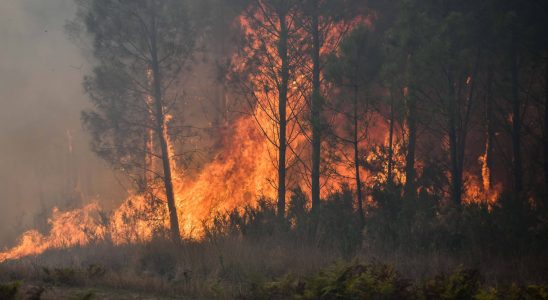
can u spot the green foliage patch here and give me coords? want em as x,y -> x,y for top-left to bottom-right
245,263 -> 548,300
0,281 -> 21,300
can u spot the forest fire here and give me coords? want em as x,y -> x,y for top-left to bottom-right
1,1 -> 547,298
0,110 -> 277,260
0,18 -> 504,259
0,110 -> 498,263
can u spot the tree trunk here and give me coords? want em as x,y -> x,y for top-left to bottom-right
453,53 -> 480,205
403,53 -> 416,199
150,21 -> 181,244
448,74 -> 462,206
448,110 -> 461,206
354,86 -> 365,227
544,50 -> 548,200
511,42 -> 523,195
277,11 -> 289,218
311,3 -> 321,214
387,90 -> 395,184
403,88 -> 417,199
485,68 -> 495,190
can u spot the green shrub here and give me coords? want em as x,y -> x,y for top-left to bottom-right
418,267 -> 482,299
244,263 -> 548,299
0,281 -> 21,300
316,187 -> 362,257
42,267 -> 80,285
475,284 -> 548,300
304,263 -> 412,300
247,274 -> 302,300
247,263 -> 412,300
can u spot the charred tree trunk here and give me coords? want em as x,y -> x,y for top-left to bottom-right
448,107 -> 462,206
544,50 -> 548,199
403,53 -> 417,199
150,19 -> 181,244
511,42 -> 523,195
354,86 -> 365,227
277,10 -> 289,218
387,90 -> 395,185
448,73 -> 462,206
454,53 -> 479,205
311,4 -> 321,214
403,89 -> 417,199
485,68 -> 495,190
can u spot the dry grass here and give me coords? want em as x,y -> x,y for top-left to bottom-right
0,236 -> 339,299
1,235 -> 547,299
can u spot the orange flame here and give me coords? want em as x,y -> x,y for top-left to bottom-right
0,113 -> 278,261
0,203 -> 107,261
0,12 -> 503,262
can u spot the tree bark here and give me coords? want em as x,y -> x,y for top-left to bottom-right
387,90 -> 395,184
354,86 -> 365,227
447,72 -> 462,206
485,68 -> 495,190
448,106 -> 461,206
403,53 -> 417,199
277,10 -> 289,218
311,2 -> 321,214
403,89 -> 417,200
544,50 -> 548,200
511,42 -> 523,195
150,18 -> 181,244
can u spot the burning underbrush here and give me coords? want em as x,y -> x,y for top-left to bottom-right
0,81 -> 541,297
0,112 -> 395,261
1,187 -> 548,299
0,109 -> 542,298
0,115 -> 279,262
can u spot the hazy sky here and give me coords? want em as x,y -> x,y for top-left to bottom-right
0,0 -> 124,246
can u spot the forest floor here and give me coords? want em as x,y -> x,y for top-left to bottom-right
7,282 -> 178,300
1,235 -> 547,299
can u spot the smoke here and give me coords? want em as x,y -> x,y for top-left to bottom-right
0,0 -> 125,247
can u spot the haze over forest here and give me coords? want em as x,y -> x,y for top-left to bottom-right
0,0 -> 126,246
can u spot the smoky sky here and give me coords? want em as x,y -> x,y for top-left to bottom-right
0,0 -> 125,246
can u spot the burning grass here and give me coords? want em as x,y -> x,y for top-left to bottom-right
1,190 -> 547,299
0,108 -> 503,263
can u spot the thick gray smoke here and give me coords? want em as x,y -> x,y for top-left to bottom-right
0,0 -> 125,247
